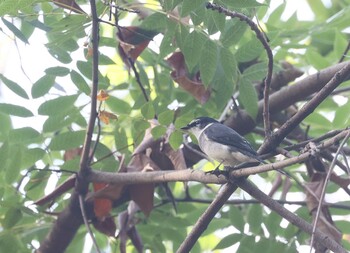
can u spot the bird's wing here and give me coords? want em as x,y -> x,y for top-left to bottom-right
203,123 -> 260,158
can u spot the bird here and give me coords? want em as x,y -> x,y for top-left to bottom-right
181,117 -> 263,171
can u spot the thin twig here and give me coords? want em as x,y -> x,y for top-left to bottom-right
79,195 -> 101,253
338,40 -> 350,63
309,131 -> 350,251
78,0 -> 100,182
77,0 -> 100,251
206,3 -> 273,138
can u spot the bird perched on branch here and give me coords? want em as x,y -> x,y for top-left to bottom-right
181,117 -> 263,172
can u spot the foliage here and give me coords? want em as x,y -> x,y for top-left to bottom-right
0,0 -> 350,252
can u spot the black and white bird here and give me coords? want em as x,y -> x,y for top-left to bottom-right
181,117 -> 263,169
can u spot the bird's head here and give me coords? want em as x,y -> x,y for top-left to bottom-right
181,117 -> 218,139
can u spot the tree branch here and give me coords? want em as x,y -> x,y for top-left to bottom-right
259,62 -> 350,153
226,61 -> 350,135
87,129 -> 350,184
235,178 -> 347,253
176,183 -> 239,253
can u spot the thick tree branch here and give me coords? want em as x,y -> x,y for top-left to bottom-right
38,1 -> 100,251
176,183 -> 238,253
226,61 -> 350,135
37,193 -> 85,253
259,62 -> 350,153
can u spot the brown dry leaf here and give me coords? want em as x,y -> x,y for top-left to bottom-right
52,0 -> 86,14
99,110 -> 118,125
167,52 -> 211,104
63,147 -> 82,161
86,46 -> 93,58
97,89 -> 110,101
93,216 -> 116,237
128,153 -> 159,216
117,26 -> 159,66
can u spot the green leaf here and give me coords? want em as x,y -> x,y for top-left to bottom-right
239,78 -> 258,119
38,94 -> 78,115
151,125 -> 167,139
219,0 -> 265,8
31,75 -> 56,98
220,47 -> 237,82
199,40 -> 218,86
8,127 -> 41,144
43,113 -> 76,133
334,31 -> 348,60
333,101 -> 350,128
70,70 -> 90,95
0,231 -> 23,253
45,66 -> 70,76
1,18 -> 29,44
264,211 -> 282,236
77,61 -> 92,80
0,74 -> 29,99
3,208 -> 22,229
158,110 -> 175,125
0,112 -> 12,135
48,45 -> 72,64
141,101 -> 155,119
22,148 -> 46,168
206,9 -> 226,34
180,0 -> 205,17
169,130 -> 183,150
99,54 -> 116,65
105,96 -> 132,115
235,38 -> 264,63
49,130 -> 85,150
242,62 -> 268,82
0,103 -> 33,117
5,146 -> 22,183
0,142 -> 9,172
183,31 -> 205,72
305,48 -> 330,70
247,204 -> 262,234
214,233 -> 242,250
229,206 -> 245,232
220,20 -> 247,48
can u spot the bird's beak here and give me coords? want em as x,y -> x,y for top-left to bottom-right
180,125 -> 190,131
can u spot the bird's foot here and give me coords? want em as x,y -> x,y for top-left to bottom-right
205,168 -> 229,178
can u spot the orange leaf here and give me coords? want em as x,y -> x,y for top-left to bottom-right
99,110 -> 118,125
93,183 -> 113,219
97,89 -> 109,101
